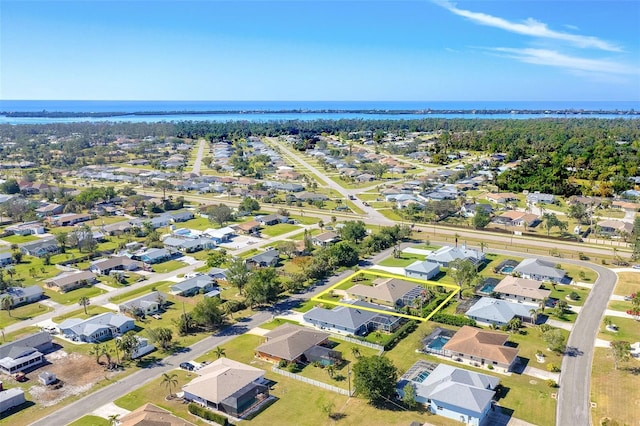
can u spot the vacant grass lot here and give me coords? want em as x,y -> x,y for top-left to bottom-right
598,317 -> 640,343
590,348 -> 640,426
67,415 -> 110,426
377,253 -> 425,267
260,223 -> 300,237
0,303 -> 53,328
1,234 -> 39,244
108,281 -> 172,304
613,272 -> 640,296
151,260 -> 187,274
548,284 -> 590,307
43,285 -> 107,305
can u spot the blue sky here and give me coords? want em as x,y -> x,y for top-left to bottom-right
1,0 -> 639,101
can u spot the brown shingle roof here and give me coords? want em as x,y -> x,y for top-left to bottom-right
119,403 -> 195,426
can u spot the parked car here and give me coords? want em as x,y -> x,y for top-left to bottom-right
624,295 -> 633,301
632,265 -> 640,270
179,362 -> 195,371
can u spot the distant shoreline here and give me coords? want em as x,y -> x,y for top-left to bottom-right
2,108 -> 638,118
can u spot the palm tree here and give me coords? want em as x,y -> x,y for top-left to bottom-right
351,347 -> 361,359
529,308 -> 538,325
1,295 -> 13,318
213,346 -> 226,359
161,372 -> 178,399
480,241 -> 487,253
78,296 -> 90,315
107,414 -> 120,426
326,365 -> 335,379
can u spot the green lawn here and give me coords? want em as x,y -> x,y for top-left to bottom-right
108,281 -> 172,304
598,316 -> 640,343
613,272 -> 639,296
151,260 -> 188,274
559,263 -> 597,283
590,348 -> 640,426
260,223 -> 301,237
548,284 -> 590,307
377,253 -> 425,267
506,326 -> 568,366
52,305 -> 113,323
607,301 -> 631,312
1,234 -> 39,244
258,318 -> 301,330
292,299 -> 319,313
67,415 -> 110,426
43,285 -> 107,305
0,303 -> 53,328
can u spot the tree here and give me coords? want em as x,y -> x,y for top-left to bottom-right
505,317 -> 522,333
328,241 -> 359,267
156,180 -> 173,200
632,216 -> 640,261
277,240 -> 297,259
56,231 -> 68,253
1,295 -> 13,317
89,343 -> 111,365
340,220 -> 367,243
213,346 -> 226,359
352,356 -> 398,405
107,414 -> 120,426
206,249 -> 228,268
227,257 -> 250,296
147,327 -> 173,350
192,297 -> 224,330
11,250 -> 22,264
173,312 -> 195,336
117,332 -> 140,361
568,203 -> 589,224
0,179 -> 20,194
78,296 -> 90,315
206,204 -> 233,227
239,197 -> 260,213
351,347 -> 361,359
161,372 -> 178,398
626,292 -> 640,320
448,259 -> 478,299
245,267 -> 281,308
610,340 -> 631,370
402,383 -> 418,409
472,208 -> 491,229
543,328 -> 566,352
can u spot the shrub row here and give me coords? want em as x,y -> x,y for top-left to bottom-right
431,313 -> 477,327
383,320 -> 418,351
188,403 -> 231,426
421,293 -> 451,317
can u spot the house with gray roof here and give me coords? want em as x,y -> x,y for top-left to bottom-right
465,297 -> 533,326
303,301 -> 402,336
163,236 -> 216,253
3,286 -> 44,308
118,291 -> 166,316
397,362 -> 498,426
425,245 -> 485,268
255,323 -> 341,365
0,331 -> 53,374
58,312 -> 134,343
45,271 -> 97,293
246,250 -> 280,268
526,192 -> 555,204
19,238 -> 59,257
0,252 -> 12,267
137,248 -> 173,264
405,260 -> 440,280
513,258 -> 567,283
170,276 -> 216,297
89,256 -> 142,275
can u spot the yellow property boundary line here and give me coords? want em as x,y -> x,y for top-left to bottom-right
311,270 -> 460,322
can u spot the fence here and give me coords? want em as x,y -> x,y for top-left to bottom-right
271,367 -> 353,396
329,333 -> 385,354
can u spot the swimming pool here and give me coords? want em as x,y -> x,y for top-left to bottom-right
414,370 -> 431,383
479,283 -> 496,293
501,265 -> 515,274
427,335 -> 451,351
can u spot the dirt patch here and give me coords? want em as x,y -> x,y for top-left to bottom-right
28,350 -> 117,407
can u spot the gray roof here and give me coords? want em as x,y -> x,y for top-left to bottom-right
58,312 -> 133,337
247,250 -> 280,265
303,301 -> 395,330
405,260 -> 440,275
119,291 -> 166,311
6,285 -> 44,301
140,248 -> 171,260
426,245 -> 484,265
466,297 -> 533,324
513,258 -> 566,280
170,276 -> 214,293
0,331 -> 51,359
401,363 -> 498,415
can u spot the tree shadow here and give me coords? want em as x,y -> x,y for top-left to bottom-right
563,346 -> 584,357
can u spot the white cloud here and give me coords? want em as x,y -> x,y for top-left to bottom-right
489,47 -> 637,75
434,0 -> 621,52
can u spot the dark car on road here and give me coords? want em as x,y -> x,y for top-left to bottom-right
179,362 -> 195,371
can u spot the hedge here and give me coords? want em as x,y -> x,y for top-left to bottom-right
383,320 -> 418,351
188,403 -> 231,426
431,313 -> 477,327
420,293 -> 451,318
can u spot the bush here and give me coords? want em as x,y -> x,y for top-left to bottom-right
188,403 -> 230,426
547,363 -> 560,372
278,359 -> 288,368
487,364 -> 494,370
383,320 -> 418,351
421,294 -> 450,317
546,379 -> 557,388
431,313 -> 477,327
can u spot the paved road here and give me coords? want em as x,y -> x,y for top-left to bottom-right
191,138 -> 206,175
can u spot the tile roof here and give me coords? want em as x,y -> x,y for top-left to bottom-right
443,325 -> 519,365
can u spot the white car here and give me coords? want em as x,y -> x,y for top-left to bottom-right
632,265 -> 640,270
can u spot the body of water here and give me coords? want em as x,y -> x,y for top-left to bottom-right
0,100 -> 638,124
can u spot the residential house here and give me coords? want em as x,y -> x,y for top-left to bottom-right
245,250 -> 280,268
163,236 -> 216,253
0,388 -> 26,413
513,258 -> 567,283
6,221 -> 46,236
204,227 -> 235,244
182,358 -> 270,418
118,403 -> 195,426
207,267 -> 229,281
234,220 -> 261,235
35,203 -> 64,217
405,260 -> 440,280
494,211 -> 539,228
102,221 -> 133,236
356,173 -> 376,182
89,256 -> 142,275
58,312 -> 135,342
485,192 -> 518,204
256,214 -> 284,226
596,220 -> 634,236
425,245 -> 485,268
45,271 -> 97,293
397,362 -> 499,426
465,297 -> 534,327
526,192 -> 555,204
170,276 -> 216,297
443,326 -> 519,371
460,203 -> 493,218
47,213 -> 92,227
303,301 -> 402,336
295,192 -> 328,202
492,276 -> 551,305
255,323 -> 341,365
0,331 -> 53,374
19,238 -> 59,257
0,252 -> 12,267
119,291 -> 166,316
138,248 -> 173,264
312,231 -> 340,247
346,278 -> 425,309
2,286 -> 44,308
